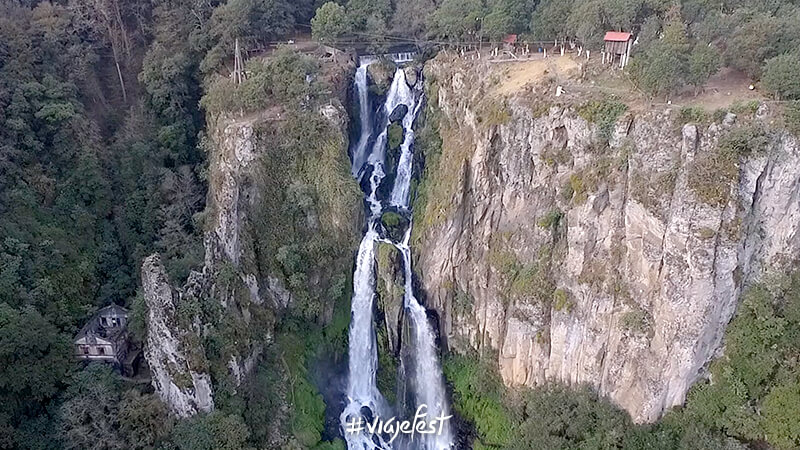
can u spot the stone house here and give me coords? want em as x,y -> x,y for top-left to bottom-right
74,304 -> 138,374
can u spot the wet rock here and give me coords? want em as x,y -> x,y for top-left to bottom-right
404,66 -> 418,87
367,60 -> 396,96
377,243 -> 404,353
389,104 -> 409,123
380,210 -> 409,242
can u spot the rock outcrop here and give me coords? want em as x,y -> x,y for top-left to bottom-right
140,65 -> 361,417
141,255 -> 214,417
414,56 -> 800,422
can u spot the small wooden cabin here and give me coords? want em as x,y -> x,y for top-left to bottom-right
604,31 -> 632,67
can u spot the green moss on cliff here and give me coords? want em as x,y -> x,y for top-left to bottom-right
252,108 -> 360,320
688,125 -> 769,206
578,98 -> 628,141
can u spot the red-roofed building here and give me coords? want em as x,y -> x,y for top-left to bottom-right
604,31 -> 633,68
502,34 -> 518,51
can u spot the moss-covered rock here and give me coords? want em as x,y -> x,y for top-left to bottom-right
380,211 -> 409,242
387,122 -> 404,150
367,59 -> 396,96
376,242 -> 404,400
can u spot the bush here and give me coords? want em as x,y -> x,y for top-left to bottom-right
730,100 -> 760,116
443,354 -> 515,447
677,106 -> 709,126
387,122 -> 404,150
689,125 -> 768,206
537,209 -> 563,230
784,101 -> 800,135
201,49 -> 322,115
762,52 -> 800,100
552,288 -> 573,312
578,99 -> 628,140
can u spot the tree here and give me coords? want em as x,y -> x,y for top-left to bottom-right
390,0 -> 436,39
482,0 -> 531,42
118,390 -> 174,449
566,0 -> 605,47
763,382 -> 800,449
170,411 -> 251,450
628,19 -> 690,98
530,0 -> 573,41
0,304 -> 71,406
59,365 -> 124,450
311,2 -> 348,45
761,52 -> 800,100
202,0 -> 295,73
688,43 -> 721,91
345,0 -> 391,30
429,0 -> 485,41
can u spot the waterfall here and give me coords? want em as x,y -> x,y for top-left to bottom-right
341,61 -> 452,450
351,64 -> 371,178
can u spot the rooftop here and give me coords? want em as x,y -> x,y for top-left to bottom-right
604,31 -> 632,42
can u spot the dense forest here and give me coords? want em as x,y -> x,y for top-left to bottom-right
1,0 -> 799,449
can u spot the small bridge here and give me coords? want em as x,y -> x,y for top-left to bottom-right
358,51 -> 417,65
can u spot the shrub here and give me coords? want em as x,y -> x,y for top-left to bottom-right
784,101 -> 800,135
578,98 -> 628,140
387,122 -> 404,150
621,308 -> 651,334
677,106 -> 709,126
537,209 -> 563,230
553,288 -> 573,312
481,100 -> 512,127
730,100 -> 760,116
201,49 -> 322,115
689,125 -> 768,206
761,51 -> 800,100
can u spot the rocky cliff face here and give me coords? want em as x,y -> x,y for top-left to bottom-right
141,255 -> 214,417
141,66 -> 361,416
413,55 -> 800,422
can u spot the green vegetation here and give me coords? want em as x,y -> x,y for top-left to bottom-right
730,100 -> 761,117
202,49 -> 323,115
784,101 -> 800,136
480,99 -> 512,127
444,353 -> 515,447
677,106 -> 710,126
443,350 -> 740,449
680,272 -> 800,449
552,288 -> 574,313
311,2 -> 349,45
1,0 -> 356,447
381,211 -> 408,242
621,308 -> 652,334
387,122 -> 404,150
578,99 -> 628,140
761,52 -> 800,100
446,272 -> 800,449
537,209 -> 564,230
689,125 -> 769,206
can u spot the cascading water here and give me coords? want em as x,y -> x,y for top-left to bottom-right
341,59 -> 453,450
351,64 -> 372,178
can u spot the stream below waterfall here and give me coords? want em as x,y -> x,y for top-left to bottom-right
339,60 -> 453,450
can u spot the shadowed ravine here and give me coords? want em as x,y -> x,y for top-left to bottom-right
340,60 -> 453,450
